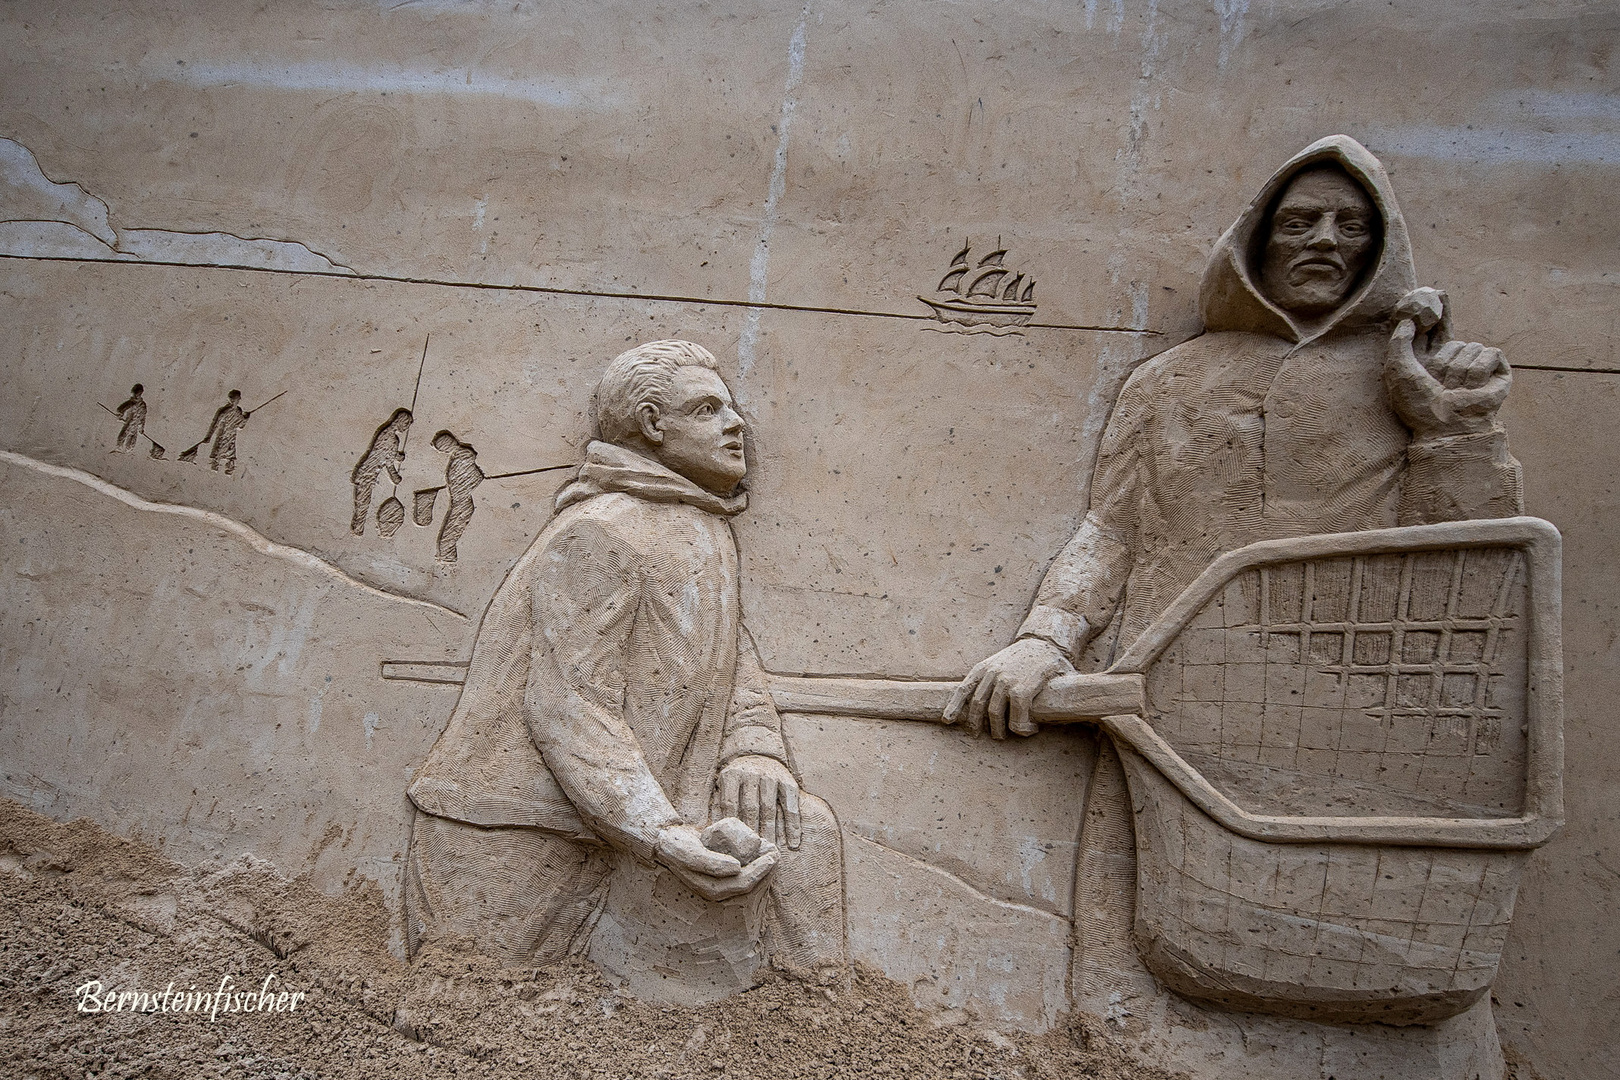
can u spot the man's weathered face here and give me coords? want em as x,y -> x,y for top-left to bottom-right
652,367 -> 747,494
1259,166 -> 1377,315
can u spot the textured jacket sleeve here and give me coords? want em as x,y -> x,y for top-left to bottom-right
1400,428 -> 1524,524
525,517 -> 681,863
720,624 -> 795,777
1017,368 -> 1149,662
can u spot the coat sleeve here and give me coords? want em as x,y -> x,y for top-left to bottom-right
525,517 -> 681,864
1016,367 -> 1150,662
719,624 -> 796,778
1400,428 -> 1524,524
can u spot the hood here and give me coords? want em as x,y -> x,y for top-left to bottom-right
1198,134 -> 1417,345
554,440 -> 747,517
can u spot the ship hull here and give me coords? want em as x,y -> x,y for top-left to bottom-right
917,295 -> 1036,329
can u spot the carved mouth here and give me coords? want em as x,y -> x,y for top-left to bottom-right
1288,257 -> 1344,282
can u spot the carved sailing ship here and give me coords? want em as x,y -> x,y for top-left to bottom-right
918,240 -> 1038,331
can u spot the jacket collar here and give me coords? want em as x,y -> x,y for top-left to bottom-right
554,440 -> 748,517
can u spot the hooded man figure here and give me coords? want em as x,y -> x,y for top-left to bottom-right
405,340 -> 846,1000
944,136 -> 1522,1067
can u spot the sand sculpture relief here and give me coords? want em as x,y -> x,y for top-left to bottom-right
320,135 -> 1560,1075
0,9 -> 1606,1072
943,135 -> 1559,1029
404,340 -> 848,1002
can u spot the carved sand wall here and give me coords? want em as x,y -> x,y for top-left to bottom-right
1,3 -> 1617,1079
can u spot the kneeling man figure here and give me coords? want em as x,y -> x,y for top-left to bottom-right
405,340 -> 846,997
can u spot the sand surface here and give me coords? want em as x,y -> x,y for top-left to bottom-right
0,800 -> 1182,1080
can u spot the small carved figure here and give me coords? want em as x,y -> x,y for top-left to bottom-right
179,389 -> 284,472
405,340 -> 846,990
430,430 -> 483,563
112,384 -> 146,453
350,408 -> 413,536
204,389 -> 250,474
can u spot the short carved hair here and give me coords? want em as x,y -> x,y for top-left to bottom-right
594,340 -> 722,445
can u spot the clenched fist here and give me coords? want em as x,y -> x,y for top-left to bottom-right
1385,287 -> 1511,440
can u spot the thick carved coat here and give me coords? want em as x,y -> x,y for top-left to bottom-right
407,440 -> 794,862
1020,135 -> 1524,662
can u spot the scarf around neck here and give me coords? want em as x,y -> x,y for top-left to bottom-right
553,440 -> 748,517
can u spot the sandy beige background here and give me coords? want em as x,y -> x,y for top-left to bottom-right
0,2 -> 1615,1077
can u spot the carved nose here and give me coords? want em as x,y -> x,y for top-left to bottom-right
1305,218 -> 1338,249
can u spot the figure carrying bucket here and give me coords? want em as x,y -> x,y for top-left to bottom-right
351,408 -> 413,536
411,438 -> 574,563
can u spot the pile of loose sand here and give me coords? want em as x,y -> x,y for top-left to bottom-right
0,800 -> 1182,1080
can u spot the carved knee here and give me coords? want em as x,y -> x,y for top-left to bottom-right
791,791 -> 839,848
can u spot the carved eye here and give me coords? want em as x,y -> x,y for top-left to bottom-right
1340,219 -> 1368,237
1279,216 -> 1314,234
695,403 -> 716,418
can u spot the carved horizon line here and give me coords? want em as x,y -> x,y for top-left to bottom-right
0,449 -> 467,621
6,253 -> 1618,374
0,252 -> 1152,335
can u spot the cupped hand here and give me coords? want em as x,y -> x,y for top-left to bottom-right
942,637 -> 1072,739
654,823 -> 779,902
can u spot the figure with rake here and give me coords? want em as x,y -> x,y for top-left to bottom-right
179,389 -> 286,475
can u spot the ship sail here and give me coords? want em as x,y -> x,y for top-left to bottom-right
918,238 -> 1038,332
967,267 -> 1009,298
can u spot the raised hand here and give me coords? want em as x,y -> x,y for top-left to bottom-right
943,636 -> 1072,740
1385,287 -> 1512,440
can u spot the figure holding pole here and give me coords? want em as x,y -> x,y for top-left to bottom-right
351,408 -> 413,536
362,335 -> 430,537
180,388 -> 287,474
110,385 -> 146,453
428,431 -> 483,563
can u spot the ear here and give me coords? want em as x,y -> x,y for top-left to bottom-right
635,401 -> 664,445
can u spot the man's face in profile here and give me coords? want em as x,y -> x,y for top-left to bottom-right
653,367 -> 748,495
1259,166 -> 1378,315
